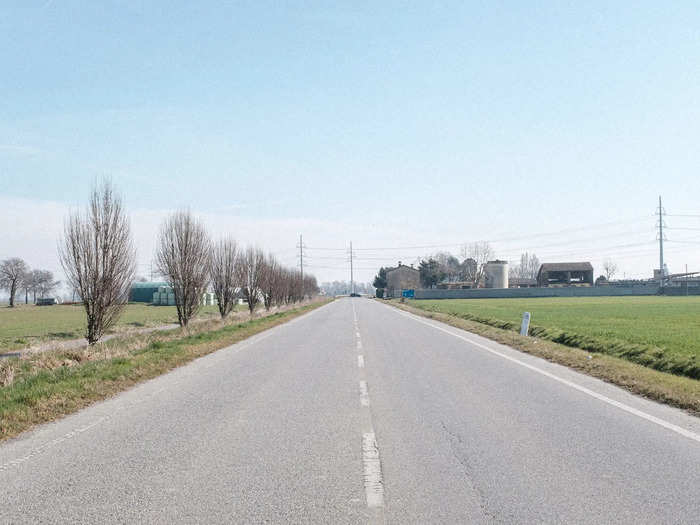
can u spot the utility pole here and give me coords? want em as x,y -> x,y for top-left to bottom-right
298,234 -> 304,282
656,196 -> 666,289
349,241 -> 354,295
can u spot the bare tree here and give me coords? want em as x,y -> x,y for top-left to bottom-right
19,266 -> 33,304
0,258 -> 29,307
236,246 -> 265,315
156,210 -> 210,328
510,252 -> 540,280
303,274 -> 319,298
59,181 -> 136,344
270,265 -> 288,307
33,270 -> 60,299
460,241 -> 494,287
285,268 -> 303,304
26,269 -> 41,303
282,268 -> 296,304
603,259 -> 618,281
209,237 -> 239,319
260,254 -> 280,311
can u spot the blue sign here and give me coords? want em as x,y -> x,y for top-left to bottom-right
402,289 -> 415,298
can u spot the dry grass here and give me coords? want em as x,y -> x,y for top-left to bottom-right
389,301 -> 700,416
0,299 -> 331,441
0,303 -> 224,352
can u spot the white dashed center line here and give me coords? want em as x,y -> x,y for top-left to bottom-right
362,432 -> 385,508
352,299 -> 385,514
359,380 -> 370,406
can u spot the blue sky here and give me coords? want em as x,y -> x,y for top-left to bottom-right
2,1 -> 700,284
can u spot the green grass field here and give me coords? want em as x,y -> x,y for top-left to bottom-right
410,296 -> 700,379
0,303 -> 222,351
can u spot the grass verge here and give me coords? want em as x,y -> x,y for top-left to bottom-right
0,303 -> 225,352
407,297 -> 700,380
388,300 -> 700,416
0,300 -> 331,441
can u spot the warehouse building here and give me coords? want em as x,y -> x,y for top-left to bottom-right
130,282 -> 168,303
130,282 -> 216,306
537,262 -> 594,287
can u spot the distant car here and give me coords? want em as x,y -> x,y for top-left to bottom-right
350,293 -> 361,297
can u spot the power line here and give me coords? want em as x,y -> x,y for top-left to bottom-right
344,237 -> 657,265
305,215 -> 650,254
666,239 -> 700,245
492,227 -> 652,252
302,254 -> 350,260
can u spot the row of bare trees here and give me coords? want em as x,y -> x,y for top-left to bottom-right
60,181 -> 317,344
211,241 -> 316,317
0,258 -> 60,307
156,212 -> 318,327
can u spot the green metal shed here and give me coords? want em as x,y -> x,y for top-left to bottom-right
130,282 -> 168,303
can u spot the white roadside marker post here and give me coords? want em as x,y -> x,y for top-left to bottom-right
520,312 -> 531,336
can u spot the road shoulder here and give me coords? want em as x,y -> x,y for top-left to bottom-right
383,299 -> 700,428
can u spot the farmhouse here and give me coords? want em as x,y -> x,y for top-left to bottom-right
537,262 -> 594,287
386,263 -> 420,297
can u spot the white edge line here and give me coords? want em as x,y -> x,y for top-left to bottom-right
391,307 -> 700,444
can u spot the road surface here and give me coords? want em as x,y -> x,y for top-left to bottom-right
2,298 -> 700,523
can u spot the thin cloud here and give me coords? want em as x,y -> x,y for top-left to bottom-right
0,144 -> 42,156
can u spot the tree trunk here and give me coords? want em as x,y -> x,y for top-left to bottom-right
9,281 -> 16,307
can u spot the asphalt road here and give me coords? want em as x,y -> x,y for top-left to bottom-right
2,298 -> 700,523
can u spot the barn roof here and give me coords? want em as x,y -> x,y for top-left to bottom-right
131,281 -> 168,288
539,262 -> 593,272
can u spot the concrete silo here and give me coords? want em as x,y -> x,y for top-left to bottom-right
484,260 -> 509,289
